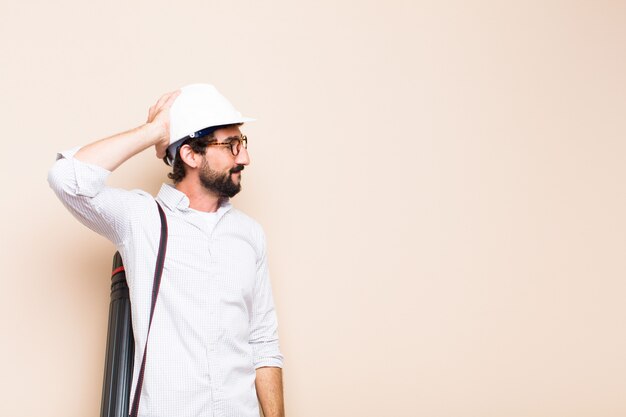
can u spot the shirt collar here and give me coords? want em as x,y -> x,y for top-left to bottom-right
156,183 -> 232,215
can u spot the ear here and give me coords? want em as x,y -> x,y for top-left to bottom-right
178,144 -> 203,169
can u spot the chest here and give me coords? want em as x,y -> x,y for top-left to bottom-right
161,215 -> 259,299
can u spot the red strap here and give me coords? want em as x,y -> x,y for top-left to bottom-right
111,266 -> 125,277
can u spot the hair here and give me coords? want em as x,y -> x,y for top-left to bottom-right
166,123 -> 243,184
167,133 -> 215,183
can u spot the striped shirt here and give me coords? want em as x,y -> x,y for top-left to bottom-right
48,147 -> 283,417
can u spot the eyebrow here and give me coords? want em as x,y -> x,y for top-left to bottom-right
219,135 -> 242,143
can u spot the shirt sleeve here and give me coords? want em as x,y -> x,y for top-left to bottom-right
47,146 -> 150,246
249,227 -> 284,369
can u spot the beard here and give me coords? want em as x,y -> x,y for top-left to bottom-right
198,158 -> 244,198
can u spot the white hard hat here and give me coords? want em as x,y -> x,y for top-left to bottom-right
165,83 -> 254,165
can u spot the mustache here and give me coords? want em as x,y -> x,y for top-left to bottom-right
230,165 -> 245,174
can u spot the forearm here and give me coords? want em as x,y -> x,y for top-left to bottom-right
74,122 -> 165,171
255,366 -> 284,417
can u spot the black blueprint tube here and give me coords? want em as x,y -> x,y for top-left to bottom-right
101,252 -> 134,417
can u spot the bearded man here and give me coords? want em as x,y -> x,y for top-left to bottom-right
48,84 -> 285,417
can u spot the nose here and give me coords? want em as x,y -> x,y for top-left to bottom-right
235,146 -> 250,166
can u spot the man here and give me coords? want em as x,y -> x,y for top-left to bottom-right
48,84 -> 285,417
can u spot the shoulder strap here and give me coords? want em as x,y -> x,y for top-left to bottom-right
129,201 -> 168,417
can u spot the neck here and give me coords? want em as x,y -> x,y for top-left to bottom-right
175,178 -> 224,213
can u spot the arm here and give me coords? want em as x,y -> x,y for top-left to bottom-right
47,90 -> 180,245
249,227 -> 285,415
74,90 -> 179,170
255,366 -> 284,417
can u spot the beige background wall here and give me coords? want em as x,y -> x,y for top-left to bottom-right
1,1 -> 625,416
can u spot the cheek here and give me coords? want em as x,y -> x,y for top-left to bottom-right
205,151 -> 233,172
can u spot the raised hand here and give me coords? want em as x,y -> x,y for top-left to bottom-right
147,90 -> 181,159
